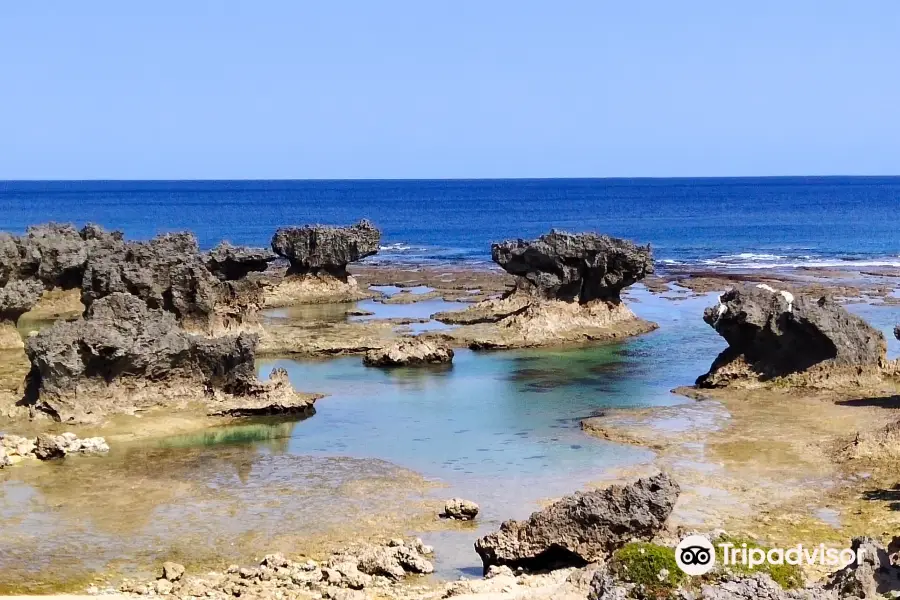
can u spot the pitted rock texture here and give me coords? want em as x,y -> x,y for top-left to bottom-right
698,285 -> 886,387
23,292 -> 314,422
491,230 -> 653,303
81,231 -> 221,331
205,242 -> 276,281
363,339 -> 453,367
271,220 -> 381,275
474,473 -> 679,572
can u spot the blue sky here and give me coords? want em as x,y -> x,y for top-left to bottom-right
2,1 -> 898,179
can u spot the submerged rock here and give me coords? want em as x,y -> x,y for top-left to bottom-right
474,473 -> 679,572
363,339 -> 454,367
441,498 -> 479,520
492,229 -> 654,303
697,285 -> 887,388
271,220 -> 381,276
23,292 -> 316,422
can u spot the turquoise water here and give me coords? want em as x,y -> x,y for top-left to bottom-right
252,288 -> 729,575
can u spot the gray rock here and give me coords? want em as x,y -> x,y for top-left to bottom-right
271,220 -> 381,275
698,573 -> 826,599
491,230 -> 653,303
205,242 -> 276,281
363,339 -> 454,367
81,231 -> 220,331
0,279 -> 46,323
698,285 -> 886,387
23,292 -> 312,422
441,498 -> 479,520
0,447 -> 10,469
823,537 -> 899,599
474,473 -> 679,572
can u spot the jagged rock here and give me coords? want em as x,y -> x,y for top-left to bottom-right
0,279 -> 46,323
363,339 -> 454,367
0,447 -> 10,469
491,230 -> 653,303
697,573 -> 823,599
0,434 -> 35,457
33,433 -> 67,460
431,230 -> 656,350
824,537 -> 898,598
475,473 -> 679,572
271,220 -> 381,276
161,562 -> 186,582
81,231 -> 221,332
697,285 -> 886,388
205,242 -> 275,281
23,292 -> 315,422
441,498 -> 479,520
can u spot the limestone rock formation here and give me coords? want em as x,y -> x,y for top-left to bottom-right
204,242 -> 275,281
362,339 -> 454,367
441,498 -> 479,520
265,220 -> 381,306
271,220 -> 381,276
1,432 -> 108,464
81,231 -> 222,331
474,473 -> 679,572
433,229 -> 656,349
122,539 -> 434,598
697,285 -> 886,388
492,230 -> 654,302
23,292 -> 317,423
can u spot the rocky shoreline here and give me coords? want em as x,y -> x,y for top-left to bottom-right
5,221 -> 900,598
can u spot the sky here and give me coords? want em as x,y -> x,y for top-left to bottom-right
1,1 -> 898,179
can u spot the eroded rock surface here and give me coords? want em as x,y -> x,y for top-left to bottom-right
474,473 -> 679,572
205,242 -> 276,281
492,230 -> 654,302
120,539 -> 434,599
441,498 -> 479,520
433,230 -> 656,349
697,285 -> 887,388
263,220 -> 381,306
0,432 -> 108,466
363,339 -> 454,367
23,292 -> 317,423
272,220 -> 380,276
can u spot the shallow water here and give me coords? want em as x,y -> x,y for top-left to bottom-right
6,287 -> 900,586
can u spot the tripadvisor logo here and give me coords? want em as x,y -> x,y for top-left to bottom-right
675,535 -> 716,576
674,535 -> 868,577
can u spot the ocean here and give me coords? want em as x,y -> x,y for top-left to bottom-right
2,177 -> 899,269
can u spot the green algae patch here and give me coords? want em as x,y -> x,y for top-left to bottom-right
715,535 -> 804,589
611,542 -> 686,596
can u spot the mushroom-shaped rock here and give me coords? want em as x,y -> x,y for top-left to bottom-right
363,339 -> 454,367
441,498 -> 479,520
474,473 -> 679,572
205,242 -> 276,281
271,220 -> 381,275
491,230 -> 653,303
698,285 -> 886,387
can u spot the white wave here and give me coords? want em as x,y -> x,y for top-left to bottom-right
378,243 -> 428,252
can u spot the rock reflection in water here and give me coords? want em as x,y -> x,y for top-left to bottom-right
0,419 -> 435,594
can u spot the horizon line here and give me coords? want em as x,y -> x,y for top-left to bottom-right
2,174 -> 900,183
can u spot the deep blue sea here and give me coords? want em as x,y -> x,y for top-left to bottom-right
2,177 -> 899,269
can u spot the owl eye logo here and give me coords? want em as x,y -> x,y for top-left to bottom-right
678,546 -> 712,566
675,535 -> 716,576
